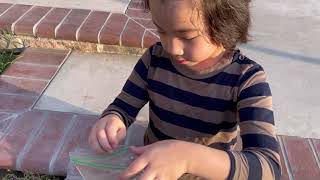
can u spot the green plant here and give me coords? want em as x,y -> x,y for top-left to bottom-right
0,51 -> 16,74
0,29 -> 26,74
0,29 -> 26,52
1,170 -> 64,180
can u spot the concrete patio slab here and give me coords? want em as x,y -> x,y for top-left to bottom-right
0,0 -> 131,13
34,51 -> 149,121
240,0 -> 320,139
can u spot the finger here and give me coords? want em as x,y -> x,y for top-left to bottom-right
138,165 -> 156,180
105,124 -> 119,149
129,145 -> 150,155
88,126 -> 105,153
97,128 -> 113,152
119,156 -> 148,180
116,127 -> 127,146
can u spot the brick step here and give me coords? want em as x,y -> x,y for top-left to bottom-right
0,109 -> 97,176
0,0 -> 159,52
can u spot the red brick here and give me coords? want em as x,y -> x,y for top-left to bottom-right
14,6 -> 51,36
143,30 -> 159,48
56,9 -> 90,41
278,139 -> 290,180
21,111 -> 74,174
0,111 -> 44,168
17,48 -> 68,66
52,114 -> 98,175
36,8 -> 70,38
122,19 -> 145,48
127,0 -> 145,9
150,29 -> 159,36
282,136 -> 320,180
99,13 -> 128,45
0,94 -> 36,112
312,139 -> 320,162
134,18 -> 156,29
0,4 -> 32,33
0,113 -> 16,134
0,76 -> 47,96
3,63 -> 58,80
0,3 -> 13,15
78,11 -> 110,43
126,9 -> 151,19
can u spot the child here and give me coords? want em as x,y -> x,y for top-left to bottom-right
89,0 -> 281,179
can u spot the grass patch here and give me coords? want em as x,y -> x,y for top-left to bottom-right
0,169 -> 65,180
0,51 -> 17,74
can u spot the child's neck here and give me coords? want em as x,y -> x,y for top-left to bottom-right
188,48 -> 227,74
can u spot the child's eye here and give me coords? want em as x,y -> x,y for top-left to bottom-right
181,35 -> 199,41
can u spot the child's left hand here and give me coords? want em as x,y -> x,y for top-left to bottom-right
119,140 -> 193,180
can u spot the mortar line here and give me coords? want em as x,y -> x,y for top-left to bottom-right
54,9 -> 72,38
0,113 -> 17,122
49,114 -> 77,174
0,75 -> 49,82
33,7 -> 54,36
277,136 -> 295,180
141,29 -> 147,49
0,92 -> 38,98
76,10 -> 93,41
308,138 -> 320,169
129,17 -> 151,20
11,5 -> 35,34
15,112 -> 48,171
126,15 -> 159,38
0,4 -> 15,18
127,7 -> 145,11
14,61 -> 59,68
97,12 -> 112,44
30,49 -> 72,110
119,18 -> 130,47
0,114 -> 19,142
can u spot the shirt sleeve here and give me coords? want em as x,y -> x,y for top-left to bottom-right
227,63 -> 282,180
99,46 -> 152,128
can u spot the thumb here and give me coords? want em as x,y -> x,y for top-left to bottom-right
129,145 -> 149,155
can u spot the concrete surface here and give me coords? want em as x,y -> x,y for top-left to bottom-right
0,0 -> 131,13
239,0 -> 320,138
34,51 -> 149,121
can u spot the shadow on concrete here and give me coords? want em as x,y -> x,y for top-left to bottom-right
242,43 -> 320,65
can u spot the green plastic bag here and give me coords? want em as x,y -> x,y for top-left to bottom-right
69,146 -> 139,180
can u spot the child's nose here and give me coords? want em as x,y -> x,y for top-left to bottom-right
165,37 -> 184,56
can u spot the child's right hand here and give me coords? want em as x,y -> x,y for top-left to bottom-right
88,114 -> 127,153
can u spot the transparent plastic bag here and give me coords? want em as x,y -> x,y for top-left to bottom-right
69,146 -> 139,180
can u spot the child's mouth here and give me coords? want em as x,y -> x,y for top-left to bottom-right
176,58 -> 189,64
178,59 -> 188,64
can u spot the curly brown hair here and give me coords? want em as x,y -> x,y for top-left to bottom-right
142,0 -> 251,51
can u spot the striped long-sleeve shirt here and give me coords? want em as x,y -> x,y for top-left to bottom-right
101,42 -> 281,180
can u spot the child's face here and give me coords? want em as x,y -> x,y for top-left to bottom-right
149,0 -> 225,71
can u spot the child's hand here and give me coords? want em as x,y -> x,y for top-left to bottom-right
88,114 -> 126,153
119,140 -> 192,180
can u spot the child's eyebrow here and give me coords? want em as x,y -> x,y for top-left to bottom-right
152,20 -> 199,33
